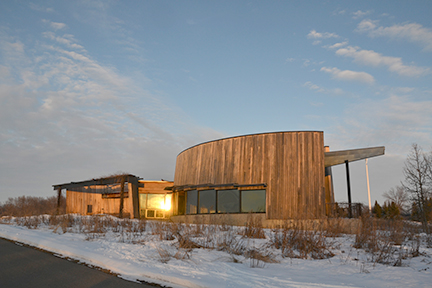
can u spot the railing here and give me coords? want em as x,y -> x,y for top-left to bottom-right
326,202 -> 364,218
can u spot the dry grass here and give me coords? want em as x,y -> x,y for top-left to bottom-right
353,216 -> 424,266
243,214 -> 266,239
6,213 -> 430,268
269,221 -> 334,259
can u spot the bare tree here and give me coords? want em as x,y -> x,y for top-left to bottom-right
383,185 -> 410,214
402,144 -> 431,235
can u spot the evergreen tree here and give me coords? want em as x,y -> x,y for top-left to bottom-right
372,201 -> 383,218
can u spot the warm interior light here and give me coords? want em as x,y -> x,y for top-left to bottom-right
163,194 -> 172,211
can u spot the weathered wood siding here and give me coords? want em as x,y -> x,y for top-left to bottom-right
66,183 -> 134,217
174,131 -> 325,219
138,180 -> 172,194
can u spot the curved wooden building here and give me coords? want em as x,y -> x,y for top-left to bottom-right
53,131 -> 384,222
172,131 -> 327,219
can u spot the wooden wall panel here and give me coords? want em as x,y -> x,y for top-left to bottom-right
66,188 -> 133,216
173,131 -> 325,219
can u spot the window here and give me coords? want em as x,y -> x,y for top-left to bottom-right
217,189 -> 240,213
186,190 -> 198,214
139,194 -> 147,217
241,190 -> 266,213
146,209 -> 155,218
199,190 -> 216,214
147,194 -> 165,209
177,192 -> 186,215
87,205 -> 92,214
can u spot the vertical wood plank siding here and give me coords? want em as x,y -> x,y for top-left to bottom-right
174,131 -> 325,219
66,183 -> 134,217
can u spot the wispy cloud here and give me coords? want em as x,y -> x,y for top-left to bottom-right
328,94 -> 432,154
352,10 -> 372,19
321,67 -> 375,84
42,32 -> 85,50
307,30 -> 339,39
335,46 -> 430,77
356,19 -> 432,51
29,3 -> 54,13
42,19 -> 67,30
0,26 -> 223,200
303,81 -> 345,95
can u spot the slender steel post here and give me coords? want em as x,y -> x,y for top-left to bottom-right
365,159 -> 371,212
345,160 -> 352,218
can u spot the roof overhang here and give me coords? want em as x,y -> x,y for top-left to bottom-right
53,174 -> 141,190
324,146 -> 385,167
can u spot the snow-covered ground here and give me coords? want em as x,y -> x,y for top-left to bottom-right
0,215 -> 431,288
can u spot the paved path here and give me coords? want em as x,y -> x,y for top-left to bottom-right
0,238 -> 166,288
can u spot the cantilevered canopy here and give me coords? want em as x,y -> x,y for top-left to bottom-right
324,146 -> 385,167
52,174 -> 141,191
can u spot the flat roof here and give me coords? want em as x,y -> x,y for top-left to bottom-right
53,174 -> 141,190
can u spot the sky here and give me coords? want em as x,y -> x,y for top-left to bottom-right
1,0 -> 432,206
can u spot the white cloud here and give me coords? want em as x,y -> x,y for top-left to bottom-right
42,19 -> 67,30
328,41 -> 348,49
29,3 -> 54,13
42,32 -> 85,50
307,30 -> 339,39
352,10 -> 372,19
0,28 -> 223,202
335,46 -> 430,77
328,94 -> 432,154
357,20 -> 432,51
320,67 -> 375,84
303,81 -> 345,95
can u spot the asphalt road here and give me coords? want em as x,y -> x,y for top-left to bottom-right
0,238 -> 166,288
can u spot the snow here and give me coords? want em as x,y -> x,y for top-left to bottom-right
0,216 -> 431,288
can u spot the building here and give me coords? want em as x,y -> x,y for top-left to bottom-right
53,175 -> 173,219
53,131 -> 384,223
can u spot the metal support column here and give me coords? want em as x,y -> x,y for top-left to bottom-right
345,160 -> 352,218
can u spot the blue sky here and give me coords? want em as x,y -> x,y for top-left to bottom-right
1,0 -> 432,206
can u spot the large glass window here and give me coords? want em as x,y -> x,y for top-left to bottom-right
147,194 -> 165,209
217,189 -> 240,213
241,190 -> 266,213
186,190 -> 198,214
139,194 -> 147,217
199,190 -> 216,214
177,192 -> 186,215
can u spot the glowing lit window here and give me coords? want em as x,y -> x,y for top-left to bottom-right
164,194 -> 172,211
241,190 -> 266,213
147,194 -> 165,210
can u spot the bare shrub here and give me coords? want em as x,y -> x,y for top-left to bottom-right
19,216 -> 43,229
245,247 -> 279,268
50,214 -> 75,233
216,229 -> 247,256
176,232 -> 202,249
0,195 -> 66,217
321,218 -> 346,237
353,216 -> 424,266
269,221 -> 334,259
150,221 -> 176,241
173,249 -> 192,260
156,246 -> 172,263
243,214 -> 266,239
84,216 -> 107,240
354,216 -> 377,250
